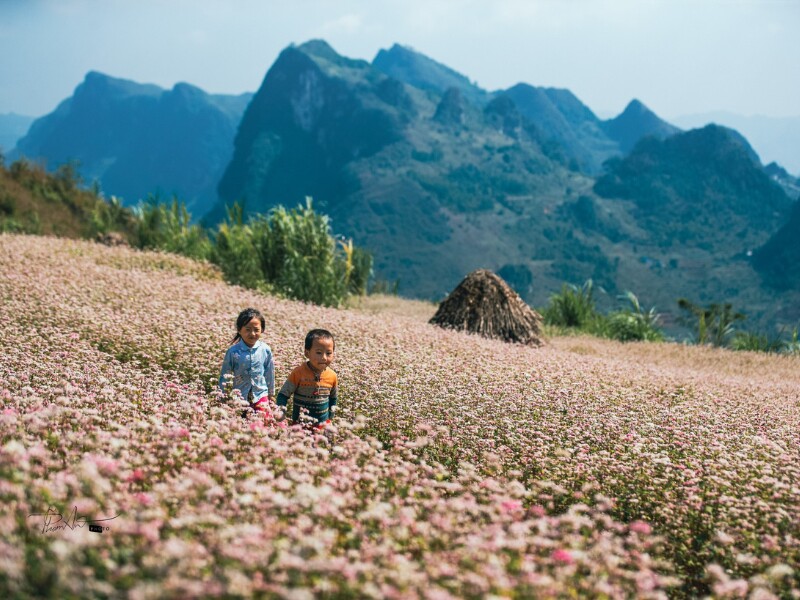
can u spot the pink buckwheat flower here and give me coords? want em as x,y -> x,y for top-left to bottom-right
551,549 -> 574,564
629,521 -> 652,535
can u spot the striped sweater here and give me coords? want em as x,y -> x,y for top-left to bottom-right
276,362 -> 338,424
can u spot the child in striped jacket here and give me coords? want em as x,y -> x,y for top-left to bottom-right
276,328 -> 338,428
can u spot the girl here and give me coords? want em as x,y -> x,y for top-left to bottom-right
218,308 -> 276,414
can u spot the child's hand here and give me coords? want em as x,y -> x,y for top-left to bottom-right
274,406 -> 287,422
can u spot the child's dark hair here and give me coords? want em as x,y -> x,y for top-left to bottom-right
305,328 -> 335,350
232,308 -> 266,344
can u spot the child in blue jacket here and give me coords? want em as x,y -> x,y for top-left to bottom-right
219,308 -> 275,413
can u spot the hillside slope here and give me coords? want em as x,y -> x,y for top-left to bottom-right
1,234 -> 799,598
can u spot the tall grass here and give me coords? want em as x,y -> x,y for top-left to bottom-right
133,195 -> 211,260
604,291 -> 665,342
677,298 -> 746,347
731,325 -> 800,354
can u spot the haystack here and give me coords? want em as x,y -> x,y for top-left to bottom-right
430,269 -> 545,346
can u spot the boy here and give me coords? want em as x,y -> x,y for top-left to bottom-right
276,329 -> 338,428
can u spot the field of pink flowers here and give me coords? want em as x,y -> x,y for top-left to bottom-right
1,233 -> 798,599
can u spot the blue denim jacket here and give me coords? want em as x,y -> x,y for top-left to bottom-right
218,339 -> 275,403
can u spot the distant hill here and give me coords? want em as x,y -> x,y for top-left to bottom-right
672,111 -> 800,176
602,99 -> 681,154
0,112 -> 35,154
12,72 -> 252,215
594,124 -> 790,249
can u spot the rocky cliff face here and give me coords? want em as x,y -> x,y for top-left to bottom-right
215,42 -> 407,221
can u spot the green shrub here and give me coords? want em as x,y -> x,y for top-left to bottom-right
212,198 -> 371,307
253,198 -> 347,306
732,325 -> 800,354
605,291 -> 664,342
0,211 -> 40,235
348,245 -> 373,296
542,280 -> 599,329
606,312 -> 664,342
212,203 -> 263,289
89,195 -> 136,238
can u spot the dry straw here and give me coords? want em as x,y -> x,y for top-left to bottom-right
430,269 -> 545,346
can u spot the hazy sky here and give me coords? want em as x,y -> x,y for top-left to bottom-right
1,0 -> 798,120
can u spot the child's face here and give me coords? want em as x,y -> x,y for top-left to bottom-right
238,317 -> 262,347
304,337 -> 335,371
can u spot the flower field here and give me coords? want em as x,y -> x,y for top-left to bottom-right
1,233 -> 798,599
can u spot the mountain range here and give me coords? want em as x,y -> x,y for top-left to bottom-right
373,44 -> 680,174
9,40 -> 800,329
10,72 -> 251,215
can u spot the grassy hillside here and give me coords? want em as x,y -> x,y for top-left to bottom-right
1,234 -> 798,598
